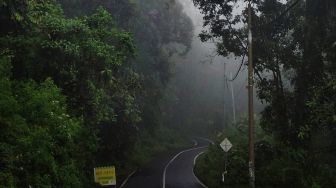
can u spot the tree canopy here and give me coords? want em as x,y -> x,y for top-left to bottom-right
0,0 -> 194,187
193,0 -> 336,186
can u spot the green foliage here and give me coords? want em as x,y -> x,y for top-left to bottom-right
193,0 -> 336,187
194,117 -> 266,188
0,0 -> 140,186
0,55 -> 83,187
130,126 -> 188,166
1,0 -> 194,186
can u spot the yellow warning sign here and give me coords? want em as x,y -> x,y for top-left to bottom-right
94,166 -> 116,186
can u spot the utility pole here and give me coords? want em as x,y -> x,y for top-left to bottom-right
230,72 -> 236,125
223,62 -> 226,132
247,0 -> 255,187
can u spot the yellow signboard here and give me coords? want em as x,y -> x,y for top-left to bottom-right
94,166 -> 116,186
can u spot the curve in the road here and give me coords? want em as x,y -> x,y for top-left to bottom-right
162,138 -> 212,188
123,138 -> 212,188
162,146 -> 207,188
192,151 -> 207,188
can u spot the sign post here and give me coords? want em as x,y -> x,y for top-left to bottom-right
94,166 -> 116,187
220,138 -> 232,183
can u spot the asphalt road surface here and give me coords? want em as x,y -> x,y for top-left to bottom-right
123,138 -> 212,188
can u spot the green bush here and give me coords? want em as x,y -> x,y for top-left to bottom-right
0,56 -> 84,187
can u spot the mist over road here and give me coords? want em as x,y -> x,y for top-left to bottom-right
123,138 -> 211,188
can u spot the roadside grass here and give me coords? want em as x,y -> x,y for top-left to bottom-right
193,116 -> 269,188
194,143 -> 249,188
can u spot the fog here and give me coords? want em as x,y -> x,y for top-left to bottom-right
165,0 -> 264,133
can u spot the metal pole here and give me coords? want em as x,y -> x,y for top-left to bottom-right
230,72 -> 236,125
223,62 -> 226,132
247,1 -> 255,187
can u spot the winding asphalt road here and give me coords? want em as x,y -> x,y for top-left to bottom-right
123,138 -> 212,188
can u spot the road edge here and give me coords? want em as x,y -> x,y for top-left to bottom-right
192,151 -> 208,188
162,146 -> 207,188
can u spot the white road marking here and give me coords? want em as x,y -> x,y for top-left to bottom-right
162,140 -> 208,188
162,146 -> 206,188
193,151 -> 204,166
192,151 -> 208,188
119,169 -> 137,188
162,138 -> 213,188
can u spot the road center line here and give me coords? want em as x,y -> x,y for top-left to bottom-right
162,146 -> 206,188
162,138 -> 213,188
119,169 -> 137,188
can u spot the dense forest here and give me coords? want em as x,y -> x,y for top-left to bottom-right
193,0 -> 336,187
0,0 -> 194,187
1,0 -> 336,187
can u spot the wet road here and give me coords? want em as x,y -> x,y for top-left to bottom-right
123,138 -> 211,188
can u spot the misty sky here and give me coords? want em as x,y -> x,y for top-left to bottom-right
172,0 -> 263,121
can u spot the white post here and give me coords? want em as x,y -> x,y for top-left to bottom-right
230,72 -> 236,125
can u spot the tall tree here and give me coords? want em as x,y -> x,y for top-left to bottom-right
193,0 -> 336,186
